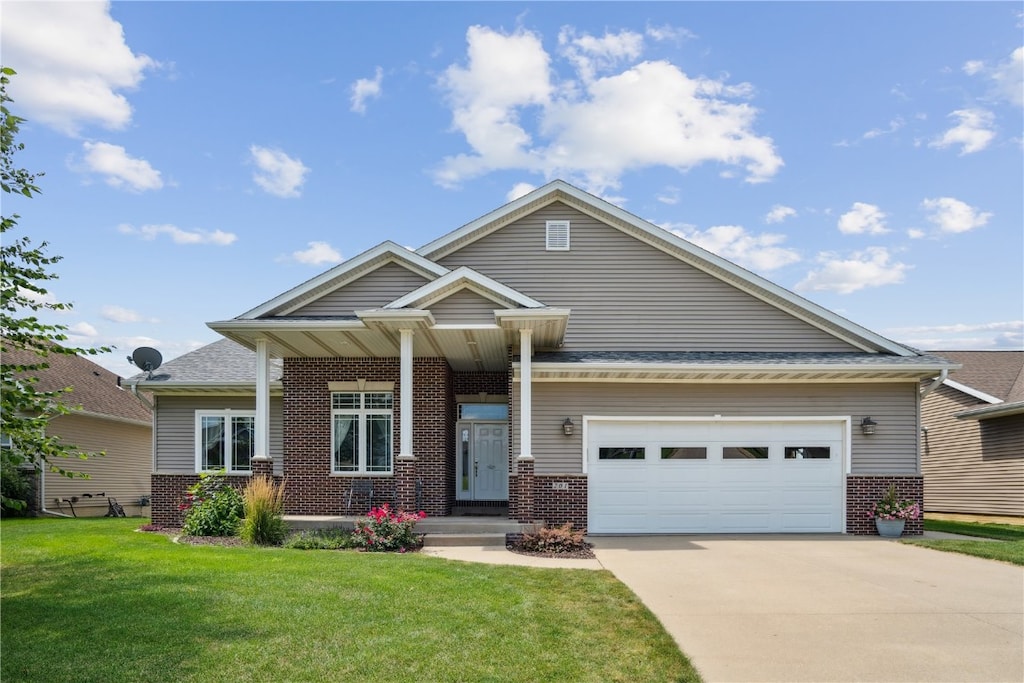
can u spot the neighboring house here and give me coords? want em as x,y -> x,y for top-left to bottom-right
921,351 -> 1024,518
127,180 -> 955,534
3,347 -> 153,517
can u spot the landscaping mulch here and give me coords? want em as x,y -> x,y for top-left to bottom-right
505,542 -> 597,560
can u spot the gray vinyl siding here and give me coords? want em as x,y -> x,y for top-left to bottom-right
438,203 -> 859,352
154,395 -> 284,474
43,413 -> 152,517
427,289 -> 498,325
921,385 -> 1024,516
513,381 -> 919,475
290,262 -> 429,316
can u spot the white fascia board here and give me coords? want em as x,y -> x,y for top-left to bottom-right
122,380 -> 283,392
238,241 -> 449,319
529,361 -> 952,373
356,309 -> 435,325
956,400 -> 1024,420
494,308 -> 571,322
209,318 -> 367,332
383,266 -> 545,310
942,379 -> 1003,404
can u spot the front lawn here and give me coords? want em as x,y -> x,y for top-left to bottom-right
901,518 -> 1024,566
0,518 -> 700,683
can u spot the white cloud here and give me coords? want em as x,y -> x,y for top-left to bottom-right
929,108 -> 996,154
558,27 -> 645,83
79,141 -> 163,192
434,25 -> 782,195
657,187 -> 681,205
670,224 -> 800,272
645,24 -> 697,43
291,241 -> 343,266
765,204 -> 796,224
963,47 -> 1023,108
506,182 -> 537,201
118,223 -> 237,245
862,116 -> 905,140
350,66 -> 383,114
885,320 -> 1023,350
249,145 -> 310,198
838,202 -> 889,235
796,247 -> 910,294
907,228 -> 926,239
69,321 -> 99,338
99,305 -> 158,324
921,197 -> 992,234
0,1 -> 156,135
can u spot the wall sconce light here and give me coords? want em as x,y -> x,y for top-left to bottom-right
562,417 -> 575,436
860,417 -> 877,436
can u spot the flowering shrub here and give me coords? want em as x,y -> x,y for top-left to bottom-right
869,484 -> 921,521
352,504 -> 426,552
181,470 -> 243,537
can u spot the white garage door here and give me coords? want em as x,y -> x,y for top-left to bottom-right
587,419 -> 845,534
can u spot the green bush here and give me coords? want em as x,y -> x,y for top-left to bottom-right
180,470 -> 243,537
518,523 -> 588,554
284,527 -> 357,550
0,459 -> 32,516
239,476 -> 288,546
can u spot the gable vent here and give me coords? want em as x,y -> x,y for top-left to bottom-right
546,220 -> 570,251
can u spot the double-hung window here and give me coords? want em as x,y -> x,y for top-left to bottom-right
196,411 -> 254,474
332,392 -> 393,474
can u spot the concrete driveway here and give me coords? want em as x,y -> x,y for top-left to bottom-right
589,535 -> 1023,683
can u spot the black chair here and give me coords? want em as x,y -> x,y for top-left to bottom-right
346,479 -> 375,513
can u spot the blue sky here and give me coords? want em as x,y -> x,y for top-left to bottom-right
3,1 -> 1022,376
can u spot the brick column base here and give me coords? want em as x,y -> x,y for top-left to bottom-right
251,457 -> 273,479
847,475 -> 924,535
512,458 -> 535,523
395,457 -> 417,511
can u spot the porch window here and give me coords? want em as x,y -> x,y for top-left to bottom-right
195,411 -> 254,474
332,392 -> 393,474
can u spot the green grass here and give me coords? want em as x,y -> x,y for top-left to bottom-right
1,518 -> 700,683
901,519 -> 1024,566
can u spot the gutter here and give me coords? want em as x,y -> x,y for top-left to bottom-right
129,382 -> 154,410
919,369 -> 948,398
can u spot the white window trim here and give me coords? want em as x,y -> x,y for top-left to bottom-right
331,392 -> 394,475
546,220 -> 570,251
195,409 -> 255,475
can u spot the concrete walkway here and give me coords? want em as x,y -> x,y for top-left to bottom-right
423,535 -> 1023,682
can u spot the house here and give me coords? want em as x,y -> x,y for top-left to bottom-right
128,180 -> 956,535
2,347 -> 153,517
921,351 -> 1023,519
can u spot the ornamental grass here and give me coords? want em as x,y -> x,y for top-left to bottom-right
240,475 -> 288,546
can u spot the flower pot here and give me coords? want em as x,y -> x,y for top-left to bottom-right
875,518 -> 905,538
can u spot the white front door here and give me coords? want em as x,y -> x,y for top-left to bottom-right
457,422 -> 508,501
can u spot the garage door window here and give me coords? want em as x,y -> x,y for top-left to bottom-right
661,447 -> 707,460
784,446 -> 831,459
599,447 -> 645,460
723,446 -> 769,459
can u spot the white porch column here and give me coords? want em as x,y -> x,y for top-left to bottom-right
519,328 -> 533,460
399,328 -> 414,459
254,338 -> 271,460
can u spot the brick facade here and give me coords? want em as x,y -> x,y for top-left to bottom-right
846,474 -> 924,535
532,475 -> 588,530
150,473 -> 254,527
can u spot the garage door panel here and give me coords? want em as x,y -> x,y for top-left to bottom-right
588,419 -> 845,534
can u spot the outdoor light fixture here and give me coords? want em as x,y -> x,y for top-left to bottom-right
562,417 -> 575,436
860,417 -> 877,436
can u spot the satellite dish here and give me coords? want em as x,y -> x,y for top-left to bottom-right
128,347 -> 163,378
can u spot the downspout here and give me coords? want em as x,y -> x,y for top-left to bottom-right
920,369 -> 948,398
129,381 -> 154,410
37,461 -> 73,518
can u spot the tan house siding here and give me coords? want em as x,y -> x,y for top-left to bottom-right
921,385 -> 1024,516
43,413 -> 151,517
153,395 -> 284,475
438,203 -> 860,352
426,289 -> 499,325
514,381 -> 919,475
289,262 -> 429,316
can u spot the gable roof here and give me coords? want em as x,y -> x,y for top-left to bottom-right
383,266 -> 547,310
124,338 -> 284,394
418,180 -> 917,356
241,241 -> 450,319
929,350 -> 1024,403
3,346 -> 152,424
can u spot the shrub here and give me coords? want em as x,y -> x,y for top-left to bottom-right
240,476 -> 288,546
351,504 -> 426,553
518,523 -> 588,554
1,459 -> 32,517
284,527 -> 357,550
180,470 -> 243,537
